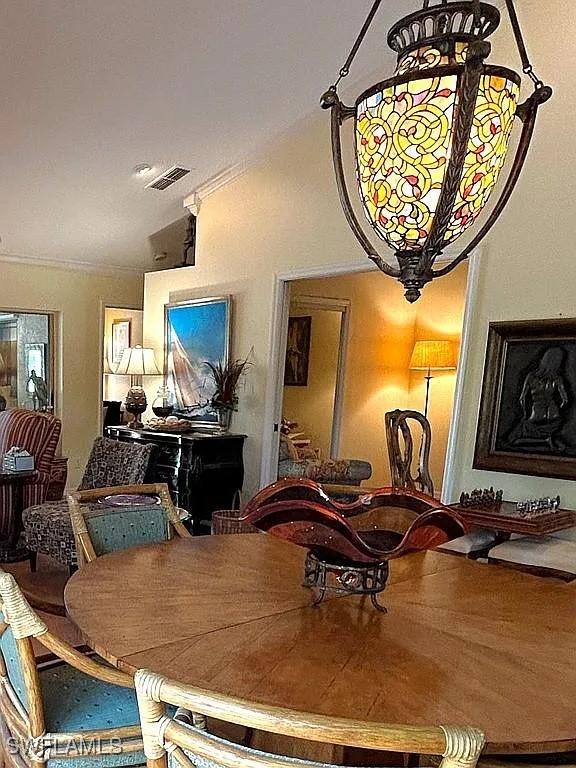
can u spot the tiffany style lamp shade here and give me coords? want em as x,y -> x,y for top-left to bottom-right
321,0 -> 551,302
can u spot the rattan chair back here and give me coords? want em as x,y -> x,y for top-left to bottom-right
68,483 -> 191,566
0,570 -> 141,768
135,669 -> 485,768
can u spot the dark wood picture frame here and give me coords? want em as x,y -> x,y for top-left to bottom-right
284,316 -> 312,387
474,318 -> 576,480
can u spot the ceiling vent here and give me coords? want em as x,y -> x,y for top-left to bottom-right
145,165 -> 191,191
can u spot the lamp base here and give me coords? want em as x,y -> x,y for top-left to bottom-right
125,386 -> 147,431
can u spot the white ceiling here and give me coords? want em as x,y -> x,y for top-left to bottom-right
0,0 -> 408,271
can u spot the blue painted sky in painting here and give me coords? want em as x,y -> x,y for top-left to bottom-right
167,300 -> 228,364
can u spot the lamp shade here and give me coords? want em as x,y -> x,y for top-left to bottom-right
410,340 -> 457,371
114,346 -> 161,376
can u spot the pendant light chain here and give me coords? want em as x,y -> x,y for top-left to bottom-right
505,0 -> 544,88
331,0 -> 382,90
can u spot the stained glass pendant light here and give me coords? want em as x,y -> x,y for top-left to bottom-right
321,0 -> 551,302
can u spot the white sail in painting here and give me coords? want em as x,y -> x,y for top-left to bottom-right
167,329 -> 212,410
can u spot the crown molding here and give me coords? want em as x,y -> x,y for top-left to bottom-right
184,161 -> 248,210
0,250 -> 144,276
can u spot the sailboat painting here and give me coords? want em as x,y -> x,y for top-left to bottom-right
165,296 -> 231,425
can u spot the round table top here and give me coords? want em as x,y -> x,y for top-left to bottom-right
64,535 -> 576,755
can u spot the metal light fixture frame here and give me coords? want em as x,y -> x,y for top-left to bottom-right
321,0 -> 552,302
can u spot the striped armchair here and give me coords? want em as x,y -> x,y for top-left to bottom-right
0,409 -> 62,537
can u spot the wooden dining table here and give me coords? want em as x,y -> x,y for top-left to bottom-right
64,535 -> 576,757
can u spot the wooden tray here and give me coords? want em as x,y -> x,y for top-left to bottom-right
450,501 -> 576,536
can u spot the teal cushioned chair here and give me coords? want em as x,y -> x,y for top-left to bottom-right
0,571 -> 145,768
68,483 -> 191,567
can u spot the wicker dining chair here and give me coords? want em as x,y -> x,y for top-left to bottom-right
134,668 -> 485,768
0,570 -> 145,768
68,483 -> 191,567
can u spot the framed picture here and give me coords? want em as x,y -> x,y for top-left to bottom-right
474,319 -> 576,480
165,296 -> 231,425
284,316 -> 312,386
111,319 -> 132,365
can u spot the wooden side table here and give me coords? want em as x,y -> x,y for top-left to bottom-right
0,470 -> 36,562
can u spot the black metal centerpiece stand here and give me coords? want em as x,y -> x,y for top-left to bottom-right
303,551 -> 389,612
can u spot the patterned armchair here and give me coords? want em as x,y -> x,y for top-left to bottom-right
278,433 -> 372,486
23,437 -> 155,570
0,571 -> 146,768
0,409 -> 62,537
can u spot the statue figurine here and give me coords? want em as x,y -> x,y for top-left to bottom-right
27,370 -> 49,411
510,347 -> 569,452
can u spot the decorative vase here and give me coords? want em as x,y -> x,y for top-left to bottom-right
125,386 -> 147,429
152,385 -> 175,418
216,408 -> 232,431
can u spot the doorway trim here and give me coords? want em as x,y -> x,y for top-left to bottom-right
289,294 -> 351,458
440,248 -> 482,503
98,301 -> 143,435
260,260 -> 377,488
261,251 -> 480,492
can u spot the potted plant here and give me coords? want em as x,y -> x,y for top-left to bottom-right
205,356 -> 252,431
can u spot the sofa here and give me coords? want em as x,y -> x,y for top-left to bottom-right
278,433 -> 372,486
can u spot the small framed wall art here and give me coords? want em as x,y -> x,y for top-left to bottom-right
474,318 -> 576,480
284,316 -> 312,387
111,319 -> 132,365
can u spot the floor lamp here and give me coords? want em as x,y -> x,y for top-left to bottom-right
409,340 -> 457,418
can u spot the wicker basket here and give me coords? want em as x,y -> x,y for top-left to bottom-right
211,491 -> 257,535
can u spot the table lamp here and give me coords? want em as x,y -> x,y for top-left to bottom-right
409,340 -> 457,418
115,346 -> 161,428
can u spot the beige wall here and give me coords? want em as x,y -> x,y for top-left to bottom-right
143,109 -> 391,498
447,0 -> 576,504
283,305 -> 341,459
0,260 -> 143,487
143,111 -> 467,496
288,270 -> 467,488
103,307 -> 143,404
145,0 -> 569,501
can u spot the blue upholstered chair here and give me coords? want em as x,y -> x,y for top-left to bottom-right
134,668 -> 486,768
0,570 -> 145,768
68,483 -> 191,566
